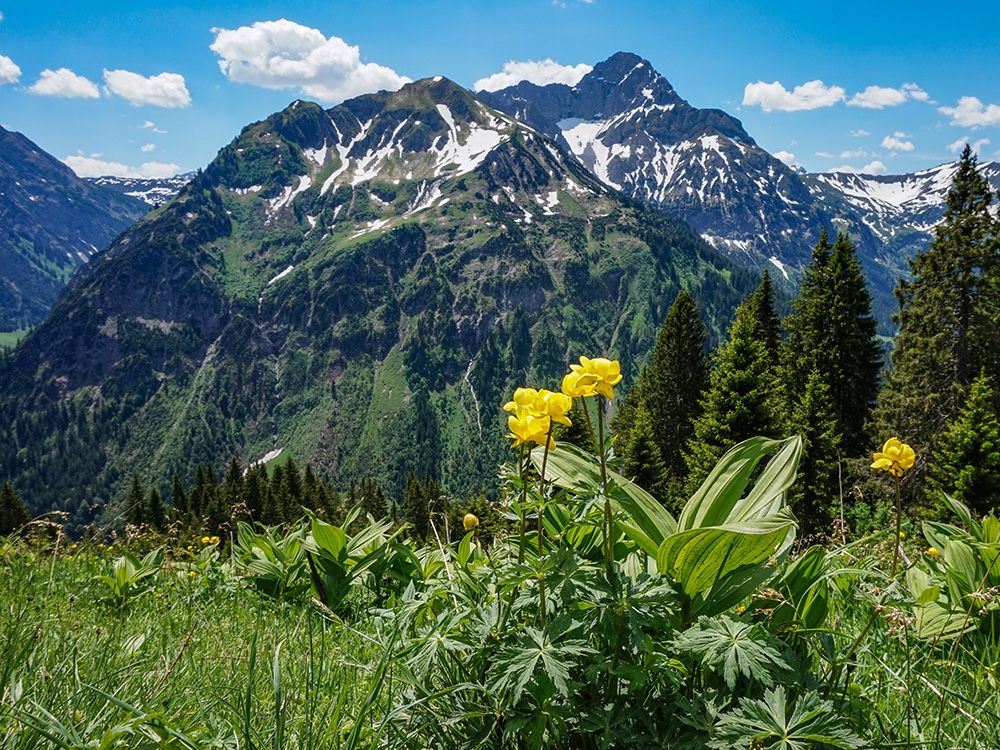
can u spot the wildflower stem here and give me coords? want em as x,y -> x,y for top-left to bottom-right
537,424 -> 554,630
890,473 -> 902,579
598,395 -> 613,573
517,444 -> 527,565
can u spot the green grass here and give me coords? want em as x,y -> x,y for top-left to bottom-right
0,329 -> 29,348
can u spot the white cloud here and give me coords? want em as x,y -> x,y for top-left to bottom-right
947,137 -> 991,156
0,54 -> 21,84
103,69 -> 191,108
831,160 -> 887,175
141,120 -> 167,134
881,131 -> 914,151
210,19 -> 410,103
742,79 -> 845,112
902,83 -> 930,102
63,154 -> 181,178
815,151 -> 834,159
851,129 -> 870,137
839,149 -> 869,159
939,96 -> 1000,128
141,143 -> 156,152
474,58 -> 593,91
28,68 -> 100,98
848,85 -> 907,109
773,150 -> 799,168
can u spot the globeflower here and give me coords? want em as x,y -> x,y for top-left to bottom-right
463,513 -> 479,530
871,438 -> 916,477
536,389 -> 573,426
927,547 -> 940,557
569,356 -> 622,399
503,387 -> 540,415
561,370 -> 598,398
507,407 -> 555,450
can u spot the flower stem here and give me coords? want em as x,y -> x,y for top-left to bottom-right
517,445 -> 527,565
890,473 -> 902,579
598,395 -> 613,574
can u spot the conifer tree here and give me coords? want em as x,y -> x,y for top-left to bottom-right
169,473 -> 188,518
926,370 -> 1000,519
623,406 -> 671,505
403,472 -> 430,542
125,472 -> 146,527
243,465 -> 269,523
222,457 -> 244,520
554,401 -> 597,453
873,145 -> 1000,503
786,367 -> 842,538
746,270 -> 782,372
684,299 -> 781,494
784,229 -> 881,449
147,487 -> 165,531
0,482 -> 30,536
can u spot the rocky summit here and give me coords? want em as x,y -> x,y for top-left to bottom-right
0,76 -> 759,533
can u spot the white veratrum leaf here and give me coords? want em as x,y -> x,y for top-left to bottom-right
532,443 -> 677,554
656,510 -> 795,597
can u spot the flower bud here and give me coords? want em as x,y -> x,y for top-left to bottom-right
463,513 -> 479,530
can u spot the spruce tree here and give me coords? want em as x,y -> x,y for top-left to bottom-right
926,370 -> 1000,519
554,401 -> 597,453
873,145 -> 1000,503
786,367 -> 842,538
0,482 -> 30,536
125,472 -> 146,527
222,457 -> 245,521
147,488 -> 165,531
403,472 -> 429,542
169,473 -> 188,518
746,270 -> 782,373
684,299 -> 781,494
623,406 -> 671,505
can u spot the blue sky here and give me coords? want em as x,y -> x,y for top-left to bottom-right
1,0 -> 998,178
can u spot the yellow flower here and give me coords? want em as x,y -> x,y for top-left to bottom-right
188,571 -> 196,577
561,370 -> 598,399
536,389 -> 573,426
927,547 -> 940,557
898,532 -> 905,539
463,513 -> 479,530
209,536 -> 220,545
871,438 -> 915,477
200,536 -> 211,545
569,356 -> 622,399
503,387 -> 540,414
507,407 -> 555,450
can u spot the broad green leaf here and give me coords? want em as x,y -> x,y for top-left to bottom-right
727,436 -> 802,523
913,600 -> 972,639
944,538 -> 981,597
309,519 -> 347,560
679,436 -> 798,531
458,530 -> 474,567
533,443 -> 677,553
656,509 -> 796,596
942,493 -> 982,540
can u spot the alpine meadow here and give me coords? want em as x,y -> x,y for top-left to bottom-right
3,17 -> 1000,749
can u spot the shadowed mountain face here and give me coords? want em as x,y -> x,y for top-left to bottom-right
0,77 -> 759,533
0,126 -> 151,332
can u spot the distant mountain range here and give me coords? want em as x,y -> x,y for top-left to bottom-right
0,126 -> 150,332
0,76 -> 761,532
86,173 -> 194,207
479,52 -> 1000,330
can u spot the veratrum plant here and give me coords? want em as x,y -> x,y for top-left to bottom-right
94,549 -> 162,609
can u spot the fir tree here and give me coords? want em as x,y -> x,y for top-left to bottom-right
0,482 -> 30,536
784,229 -> 882,450
147,487 -> 165,531
243,465 -> 269,523
684,299 -> 781,494
169,473 -> 188,518
403,472 -> 430,542
623,406 -> 670,505
554,400 -> 597,453
873,145 -> 1000,504
926,370 -> 1000,519
125,472 -> 146,527
221,457 -> 245,520
786,367 -> 842,538
746,270 -> 782,372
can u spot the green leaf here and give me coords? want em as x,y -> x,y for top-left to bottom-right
533,442 -> 677,555
656,509 -> 795,597
675,616 -> 790,688
942,492 -> 983,540
310,519 -> 347,560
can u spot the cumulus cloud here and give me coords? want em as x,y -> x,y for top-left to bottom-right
851,129 -> 870,137
141,143 -> 155,152
847,83 -> 930,109
939,96 -> 1000,128
141,120 -> 167,134
881,131 -> 914,151
773,150 -> 800,168
815,151 -> 834,159
839,149 -> 870,159
210,19 -> 410,103
63,154 -> 181,178
743,79 -> 845,112
831,160 -> 887,175
28,68 -> 100,98
103,70 -> 191,108
0,53 -> 21,84
947,137 -> 991,156
848,85 -> 907,109
474,58 -> 593,91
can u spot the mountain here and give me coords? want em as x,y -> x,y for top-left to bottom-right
0,77 -> 760,535
0,126 -> 151,333
804,161 -> 1000,273
478,52 -> 1000,332
478,52 -> 853,279
86,172 -> 195,206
